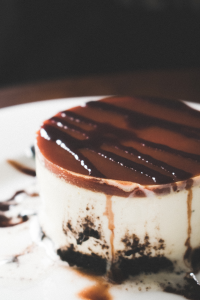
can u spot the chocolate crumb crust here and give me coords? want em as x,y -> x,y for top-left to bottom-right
57,246 -> 173,280
58,231 -> 170,277
57,245 -> 107,276
57,224 -> 200,281
191,248 -> 200,274
117,256 -> 173,279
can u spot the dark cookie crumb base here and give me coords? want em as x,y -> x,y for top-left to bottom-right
57,246 -> 173,280
191,248 -> 200,274
57,245 -> 107,275
118,255 -> 173,278
164,275 -> 200,300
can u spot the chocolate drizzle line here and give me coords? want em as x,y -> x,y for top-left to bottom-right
7,160 -> 36,177
41,124 -> 105,178
62,111 -> 200,163
52,114 -> 195,181
184,188 -> 193,263
51,117 -> 179,182
87,101 -> 200,140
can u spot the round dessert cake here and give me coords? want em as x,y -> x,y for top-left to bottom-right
36,96 -> 200,278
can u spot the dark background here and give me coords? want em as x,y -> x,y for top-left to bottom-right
0,0 -> 200,88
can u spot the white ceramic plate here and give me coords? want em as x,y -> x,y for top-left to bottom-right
0,97 -> 199,300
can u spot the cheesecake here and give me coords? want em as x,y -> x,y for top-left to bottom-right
36,96 -> 200,278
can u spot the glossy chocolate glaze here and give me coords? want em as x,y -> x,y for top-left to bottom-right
37,96 -> 200,185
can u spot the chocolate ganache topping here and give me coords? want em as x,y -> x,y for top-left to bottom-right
36,96 -> 200,186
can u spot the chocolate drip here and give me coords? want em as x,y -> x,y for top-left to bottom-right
135,137 -> 200,163
50,116 -> 90,137
7,160 -> 36,177
51,115 -> 192,182
104,196 -> 115,263
93,149 -> 173,184
42,123 -> 174,184
0,190 -> 39,212
184,188 -> 193,263
37,97 -> 200,185
41,124 -> 105,178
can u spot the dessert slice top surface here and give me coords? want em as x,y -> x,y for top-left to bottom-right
36,96 -> 200,185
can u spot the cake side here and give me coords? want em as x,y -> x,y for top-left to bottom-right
36,95 -> 200,278
36,153 -> 200,276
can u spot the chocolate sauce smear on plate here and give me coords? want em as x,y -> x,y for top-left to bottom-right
78,282 -> 112,300
75,269 -> 112,300
37,96 -> 200,185
7,159 -> 36,177
0,190 -> 38,212
0,214 -> 29,227
0,190 -> 38,227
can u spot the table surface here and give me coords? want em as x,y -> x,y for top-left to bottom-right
0,68 -> 200,109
